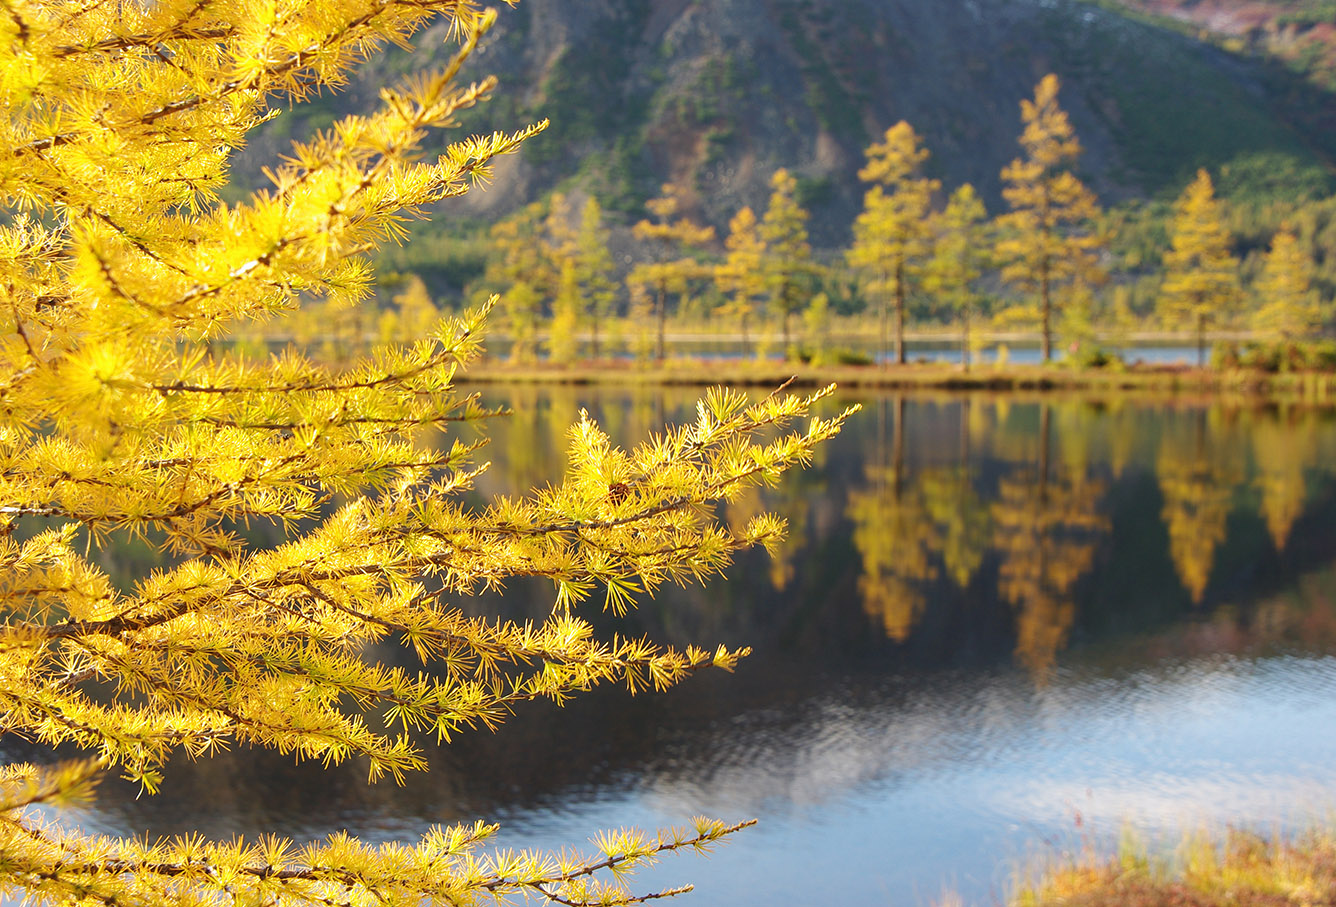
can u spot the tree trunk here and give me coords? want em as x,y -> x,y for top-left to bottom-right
1040,258 -> 1052,364
962,308 -> 971,373
656,282 -> 666,363
880,275 -> 890,370
895,258 -> 906,365
1196,311 -> 1206,368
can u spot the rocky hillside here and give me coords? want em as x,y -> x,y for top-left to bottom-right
1114,0 -> 1336,90
232,0 -> 1336,247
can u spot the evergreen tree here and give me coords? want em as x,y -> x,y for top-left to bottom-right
549,258 -> 582,363
486,201 -> 552,361
0,4 -> 857,905
577,197 -> 618,359
1158,169 -> 1240,366
847,122 -> 940,366
385,275 -> 441,342
629,184 -> 715,362
996,75 -> 1105,363
760,169 -> 816,356
925,183 -> 991,371
715,206 -> 769,357
1252,225 -> 1320,341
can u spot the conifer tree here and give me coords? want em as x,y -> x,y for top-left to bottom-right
1158,169 -> 1240,366
760,169 -> 816,356
847,122 -> 940,366
0,3 -> 856,905
629,184 -> 715,362
384,275 -> 442,342
1252,225 -> 1320,342
549,258 -> 582,363
925,183 -> 991,371
996,75 -> 1105,363
486,201 -> 551,361
577,197 -> 618,359
715,206 -> 769,357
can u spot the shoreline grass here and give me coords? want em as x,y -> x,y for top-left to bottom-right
1011,825 -> 1336,906
455,359 -> 1336,400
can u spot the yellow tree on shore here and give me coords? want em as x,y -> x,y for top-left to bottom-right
925,183 -> 991,371
577,197 -> 618,359
996,75 -> 1105,363
1158,169 -> 1240,366
716,206 -> 769,357
486,201 -> 550,361
1251,225 -> 1320,342
761,169 -> 816,356
0,3 -> 857,905
629,183 -> 715,361
847,122 -> 940,366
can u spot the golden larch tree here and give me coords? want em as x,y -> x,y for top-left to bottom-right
485,200 -> 551,361
996,74 -> 1105,363
715,205 -> 769,357
1251,225 -> 1321,342
629,183 -> 716,362
576,197 -> 618,359
760,169 -> 816,356
847,122 -> 940,366
925,183 -> 991,371
1158,168 -> 1240,366
0,2 -> 857,905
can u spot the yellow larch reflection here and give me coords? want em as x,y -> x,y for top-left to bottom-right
1157,412 -> 1244,603
992,406 -> 1107,678
1250,410 -> 1316,553
848,465 -> 939,641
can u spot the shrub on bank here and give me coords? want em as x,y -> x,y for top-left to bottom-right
1213,340 -> 1336,372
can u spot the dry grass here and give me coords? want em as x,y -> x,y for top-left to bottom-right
1012,827 -> 1336,906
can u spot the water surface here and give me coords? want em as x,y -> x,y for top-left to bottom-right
26,389 -> 1336,905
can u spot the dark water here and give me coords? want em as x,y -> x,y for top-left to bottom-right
32,388 -> 1336,905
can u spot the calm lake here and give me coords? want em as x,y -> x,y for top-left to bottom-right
35,386 -> 1336,905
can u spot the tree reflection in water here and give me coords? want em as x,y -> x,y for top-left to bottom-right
15,387 -> 1336,907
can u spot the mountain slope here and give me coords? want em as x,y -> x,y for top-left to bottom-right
231,0 -> 1336,246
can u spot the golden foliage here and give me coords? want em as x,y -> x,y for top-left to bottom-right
759,169 -> 816,352
848,122 -> 940,365
0,3 -> 855,904
1158,169 -> 1240,361
996,75 -> 1105,362
1252,225 -> 1321,341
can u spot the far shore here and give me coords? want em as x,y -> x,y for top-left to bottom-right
455,359 -> 1336,399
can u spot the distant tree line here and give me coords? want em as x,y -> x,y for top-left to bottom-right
327,74 -> 1333,369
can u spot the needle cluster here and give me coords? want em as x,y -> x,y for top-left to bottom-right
0,2 -> 853,904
